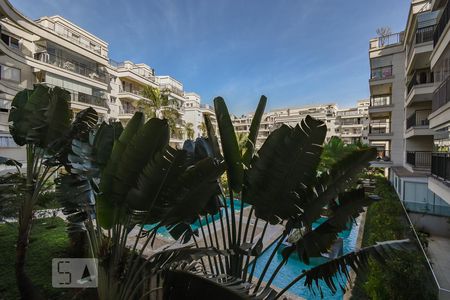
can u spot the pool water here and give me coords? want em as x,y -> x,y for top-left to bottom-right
250,218 -> 360,299
143,198 -> 246,238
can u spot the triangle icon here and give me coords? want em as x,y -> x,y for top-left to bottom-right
81,265 -> 91,282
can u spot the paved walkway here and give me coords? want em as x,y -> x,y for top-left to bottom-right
427,235 -> 450,291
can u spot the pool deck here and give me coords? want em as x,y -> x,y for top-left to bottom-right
126,206 -> 285,260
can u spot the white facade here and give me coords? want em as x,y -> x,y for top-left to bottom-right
232,101 -> 369,148
0,0 -> 198,161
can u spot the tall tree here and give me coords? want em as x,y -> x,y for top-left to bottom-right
185,122 -> 195,139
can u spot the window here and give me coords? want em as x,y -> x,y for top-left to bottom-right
0,136 -> 18,148
0,64 -> 21,83
1,33 -> 19,49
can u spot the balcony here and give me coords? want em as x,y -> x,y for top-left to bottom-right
433,0 -> 450,47
406,151 -> 432,168
375,149 -> 392,162
71,91 -> 108,108
370,65 -> 393,81
160,84 -> 184,97
370,95 -> 391,107
406,70 -> 434,95
111,60 -> 156,83
406,109 -> 431,129
431,152 -> 450,181
368,119 -> 391,137
432,74 -> 450,112
416,25 -> 436,44
369,32 -> 404,49
34,52 -> 108,84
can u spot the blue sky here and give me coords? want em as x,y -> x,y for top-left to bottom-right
12,0 -> 408,114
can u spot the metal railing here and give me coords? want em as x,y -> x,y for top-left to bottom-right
34,52 -> 108,84
406,109 -> 431,129
406,70 -> 433,94
370,95 -> 391,107
160,84 -> 184,97
432,152 -> 450,181
406,151 -> 432,167
119,106 -> 138,115
416,25 -> 436,44
369,120 -> 391,134
371,32 -> 404,49
42,83 -> 108,108
434,0 -> 450,47
432,74 -> 450,111
51,28 -> 103,56
370,65 -> 393,80
375,149 -> 391,161
109,59 -> 156,82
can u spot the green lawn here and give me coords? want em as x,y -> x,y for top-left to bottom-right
0,217 -> 73,300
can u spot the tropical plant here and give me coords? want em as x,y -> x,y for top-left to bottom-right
50,93 -> 413,300
139,85 -> 181,129
235,132 -> 249,155
6,85 -> 98,299
185,122 -> 195,140
198,122 -> 207,136
319,136 -> 366,172
161,95 -> 413,299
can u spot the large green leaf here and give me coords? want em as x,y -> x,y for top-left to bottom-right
214,97 -> 243,192
204,114 -> 222,159
244,116 -> 327,224
296,147 -> 377,228
98,112 -> 145,228
276,239 -> 414,298
8,89 -> 32,146
93,122 -> 123,169
242,95 -> 266,167
163,270 -> 253,300
284,188 -> 372,263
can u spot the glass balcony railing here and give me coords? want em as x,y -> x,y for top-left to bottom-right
406,109 -> 431,129
407,70 -> 434,94
34,52 -> 108,84
370,66 -> 393,80
370,95 -> 391,107
406,151 -> 432,167
403,201 -> 450,217
369,120 -> 391,134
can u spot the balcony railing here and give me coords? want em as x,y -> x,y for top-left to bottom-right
416,25 -> 436,44
110,59 -> 155,82
369,120 -> 391,134
434,0 -> 450,47
119,106 -> 138,115
370,95 -> 391,107
406,70 -> 434,94
370,66 -> 393,80
375,149 -> 391,161
34,52 -> 108,84
370,32 -> 404,49
431,152 -> 450,181
406,109 -> 431,129
406,151 -> 432,167
160,84 -> 184,97
43,83 -> 108,108
433,74 -> 450,111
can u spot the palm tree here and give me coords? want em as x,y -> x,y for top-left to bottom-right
185,122 -> 195,139
198,122 -> 207,136
139,85 -> 181,136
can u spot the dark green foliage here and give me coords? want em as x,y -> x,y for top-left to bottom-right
214,97 -> 243,192
242,95 -> 267,167
350,176 -> 438,300
244,116 -> 327,224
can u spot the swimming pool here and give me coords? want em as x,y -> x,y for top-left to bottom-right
250,218 -> 360,299
143,198 -> 246,238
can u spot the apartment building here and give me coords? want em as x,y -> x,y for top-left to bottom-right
368,0 -> 450,212
369,1 -> 450,297
0,0 -> 189,161
183,92 -> 217,139
231,101 -> 369,148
